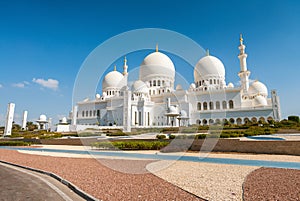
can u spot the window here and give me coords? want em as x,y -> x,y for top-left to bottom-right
216,101 -> 220,109
153,80 -> 156,86
90,110 -> 92,116
229,100 -> 234,109
86,111 -> 88,117
209,101 -> 214,110
149,81 -> 152,87
197,102 -> 201,110
82,111 -> 85,117
97,110 -> 100,117
222,101 -> 227,109
214,79 -> 216,84
210,79 -> 212,84
203,102 -> 208,110
158,80 -> 161,86
93,110 -> 96,116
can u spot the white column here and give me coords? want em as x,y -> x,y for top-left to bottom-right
4,103 -> 15,136
72,105 -> 78,126
21,110 -> 28,130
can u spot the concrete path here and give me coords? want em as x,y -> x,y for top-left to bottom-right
0,163 -> 84,201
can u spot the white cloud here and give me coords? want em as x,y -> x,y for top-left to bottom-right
32,78 -> 59,91
0,84 -> 3,88
12,83 -> 25,88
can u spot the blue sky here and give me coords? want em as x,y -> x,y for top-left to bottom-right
0,0 -> 299,125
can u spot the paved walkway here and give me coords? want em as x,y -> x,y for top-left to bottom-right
0,163 -> 84,201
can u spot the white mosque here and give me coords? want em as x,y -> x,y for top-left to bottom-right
67,35 -> 281,132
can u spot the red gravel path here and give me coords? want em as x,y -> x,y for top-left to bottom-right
243,167 -> 300,201
0,149 -> 204,201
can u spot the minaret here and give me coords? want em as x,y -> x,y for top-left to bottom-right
123,56 -> 128,75
238,34 -> 251,93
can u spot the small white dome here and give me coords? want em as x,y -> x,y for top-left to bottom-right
227,82 -> 234,88
139,51 -> 175,81
179,110 -> 188,117
102,70 -> 124,90
102,92 -> 107,97
39,114 -> 47,121
61,117 -> 67,123
95,94 -> 101,99
168,106 -> 178,114
248,81 -> 268,97
190,83 -> 196,89
194,55 -> 225,82
132,80 -> 149,94
253,96 -> 268,107
176,84 -> 183,90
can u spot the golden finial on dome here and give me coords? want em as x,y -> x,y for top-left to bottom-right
155,43 -> 158,52
240,33 -> 243,45
114,65 -> 116,71
206,49 -> 210,56
124,56 -> 127,64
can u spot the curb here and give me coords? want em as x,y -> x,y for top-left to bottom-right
0,160 -> 99,201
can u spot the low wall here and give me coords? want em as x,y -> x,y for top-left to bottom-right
190,139 -> 300,156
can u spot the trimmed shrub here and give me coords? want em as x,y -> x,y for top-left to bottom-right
156,134 -> 166,139
0,141 -> 31,146
169,134 -> 176,139
91,140 -> 169,150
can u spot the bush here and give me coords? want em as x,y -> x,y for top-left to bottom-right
169,134 -> 176,139
106,131 -> 127,136
162,127 -> 179,133
288,116 -> 300,123
156,134 -> 166,139
196,134 -> 207,139
91,140 -> 170,150
0,141 -> 31,146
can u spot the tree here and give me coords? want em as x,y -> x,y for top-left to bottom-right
288,116 -> 300,123
12,123 -> 21,131
26,122 -> 38,131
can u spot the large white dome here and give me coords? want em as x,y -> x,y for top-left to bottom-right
248,81 -> 268,97
194,55 -> 225,81
139,51 -> 175,81
102,70 -> 124,90
132,80 -> 149,94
